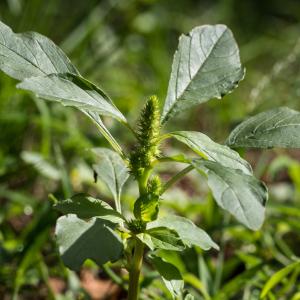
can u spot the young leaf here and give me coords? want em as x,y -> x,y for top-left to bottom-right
260,261 -> 300,298
170,131 -> 252,174
134,194 -> 159,222
162,24 -> 244,123
227,107 -> 300,149
192,160 -> 268,230
148,215 -> 219,250
0,21 -> 78,80
91,148 -> 129,209
55,214 -> 123,271
148,254 -> 184,298
17,73 -> 127,123
137,227 -> 185,251
54,194 -> 124,222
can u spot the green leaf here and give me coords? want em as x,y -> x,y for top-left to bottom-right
55,214 -> 123,271
137,227 -> 185,251
148,254 -> 184,298
148,215 -> 219,250
192,160 -> 268,230
17,73 -> 126,122
54,194 -> 124,222
260,261 -> 300,298
0,21 -> 78,80
227,107 -> 300,149
134,194 -> 159,222
162,24 -> 244,123
91,148 -> 129,205
170,131 -> 252,174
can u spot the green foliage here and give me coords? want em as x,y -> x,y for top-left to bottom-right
0,21 -> 78,80
260,261 -> 300,298
148,215 -> 219,251
55,214 -> 123,271
227,107 -> 300,149
192,160 -> 268,230
18,73 -> 127,122
148,254 -> 184,298
170,131 -> 252,174
1,10 -> 300,300
54,194 -> 124,221
161,25 -> 244,124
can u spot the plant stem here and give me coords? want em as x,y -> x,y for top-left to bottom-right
127,238 -> 144,300
160,165 -> 194,195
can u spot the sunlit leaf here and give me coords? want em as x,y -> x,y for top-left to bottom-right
148,215 -> 219,250
192,160 -> 268,230
18,73 -> 127,122
261,261 -> 300,298
0,21 -> 78,80
227,107 -> 300,149
91,148 -> 129,206
55,214 -> 123,271
54,194 -> 124,222
170,131 -> 251,174
137,227 -> 185,251
162,24 -> 244,123
148,254 -> 184,297
134,194 -> 159,222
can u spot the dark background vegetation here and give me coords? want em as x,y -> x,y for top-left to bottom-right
1,0 -> 300,299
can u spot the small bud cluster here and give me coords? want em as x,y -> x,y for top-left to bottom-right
127,219 -> 147,234
130,96 -> 161,178
147,175 -> 161,196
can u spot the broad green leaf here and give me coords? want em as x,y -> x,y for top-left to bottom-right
148,254 -> 184,298
55,214 -> 123,271
18,73 -> 127,122
148,215 -> 219,250
0,21 -> 78,80
162,24 -> 244,123
227,107 -> 300,149
260,261 -> 300,298
137,227 -> 185,251
91,148 -> 129,206
54,194 -> 124,222
192,160 -> 268,230
134,194 -> 159,222
170,131 -> 252,174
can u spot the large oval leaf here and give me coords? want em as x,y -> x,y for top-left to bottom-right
0,21 -> 78,80
55,214 -> 123,271
227,107 -> 300,149
162,24 -> 244,123
17,73 -> 127,122
148,215 -> 219,250
192,160 -> 268,230
170,131 -> 252,174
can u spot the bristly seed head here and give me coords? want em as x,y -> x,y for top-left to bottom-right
130,95 -> 161,177
127,219 -> 147,234
147,175 -> 161,196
